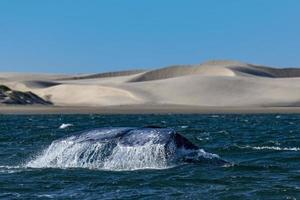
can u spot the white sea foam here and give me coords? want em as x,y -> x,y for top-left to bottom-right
27,139 -> 109,169
102,142 -> 172,170
36,194 -> 54,198
195,136 -> 210,141
26,128 -> 225,171
177,148 -> 220,161
26,138 -> 177,170
59,123 -> 73,129
26,138 -> 221,171
243,145 -> 300,151
0,165 -> 25,173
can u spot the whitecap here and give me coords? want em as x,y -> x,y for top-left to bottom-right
36,194 -> 55,198
59,123 -> 73,129
0,165 -> 26,174
196,136 -> 210,141
242,145 -> 300,151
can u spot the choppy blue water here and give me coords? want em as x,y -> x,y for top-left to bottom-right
0,114 -> 300,199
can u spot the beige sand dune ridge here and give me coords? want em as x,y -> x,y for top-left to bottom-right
1,60 -> 300,107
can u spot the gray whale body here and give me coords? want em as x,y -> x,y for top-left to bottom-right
75,127 -> 198,149
27,127 -> 228,170
72,127 -> 227,164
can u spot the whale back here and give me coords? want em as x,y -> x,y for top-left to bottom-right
26,127 -> 227,170
71,127 -> 196,150
119,128 -> 175,146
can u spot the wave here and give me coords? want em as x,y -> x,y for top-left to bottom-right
242,145 -> 300,151
180,125 -> 189,129
0,165 -> 26,174
59,123 -> 73,129
26,128 -> 226,171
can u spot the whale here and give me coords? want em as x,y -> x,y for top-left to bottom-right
27,127 -> 228,170
73,127 -> 198,150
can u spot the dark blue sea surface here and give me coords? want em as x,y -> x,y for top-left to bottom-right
0,114 -> 299,199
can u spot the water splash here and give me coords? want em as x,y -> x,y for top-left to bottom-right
59,123 -> 73,129
103,142 -> 172,170
26,138 -> 176,170
26,128 -> 226,171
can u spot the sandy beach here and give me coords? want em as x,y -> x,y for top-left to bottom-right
1,60 -> 300,114
2,105 -> 300,114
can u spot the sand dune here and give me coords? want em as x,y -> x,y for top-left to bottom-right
233,65 -> 300,78
129,61 -> 239,82
130,75 -> 300,106
0,72 -> 71,81
32,84 -> 143,106
59,70 -> 146,80
130,60 -> 300,82
23,80 -> 61,88
1,60 -> 300,108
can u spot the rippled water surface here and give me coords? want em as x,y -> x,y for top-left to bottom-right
0,114 -> 300,199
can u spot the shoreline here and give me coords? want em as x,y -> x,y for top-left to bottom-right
1,105 -> 300,114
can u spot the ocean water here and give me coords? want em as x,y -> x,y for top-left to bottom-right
0,114 -> 299,199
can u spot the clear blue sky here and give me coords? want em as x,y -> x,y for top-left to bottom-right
0,0 -> 299,73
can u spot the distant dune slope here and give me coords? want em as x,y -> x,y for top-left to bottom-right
129,61 -> 237,82
128,75 -> 300,107
59,70 -> 146,81
129,60 -> 300,82
22,81 -> 61,89
0,72 -> 71,81
1,60 -> 300,107
31,84 -> 143,106
233,65 -> 300,78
